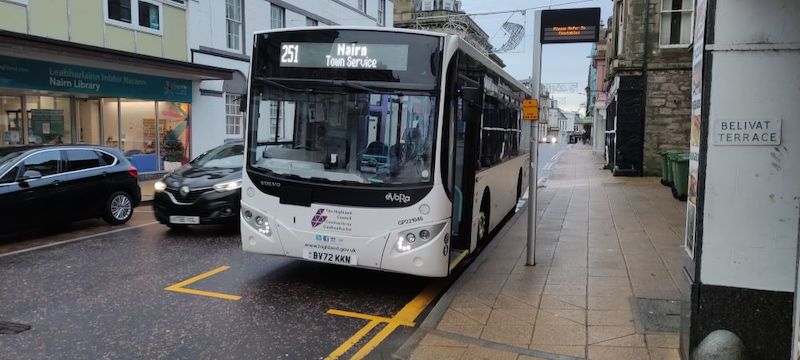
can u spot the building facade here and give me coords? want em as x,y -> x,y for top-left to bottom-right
393,0 -> 504,67
587,26 -> 608,157
0,0 -> 232,174
604,0 -> 692,176
188,0 -> 393,156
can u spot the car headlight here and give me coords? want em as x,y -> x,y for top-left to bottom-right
213,179 -> 242,192
395,222 -> 447,253
154,180 -> 167,192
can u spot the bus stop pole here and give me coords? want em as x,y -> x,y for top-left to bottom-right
527,10 -> 542,266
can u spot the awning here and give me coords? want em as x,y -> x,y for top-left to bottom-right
0,30 -> 234,82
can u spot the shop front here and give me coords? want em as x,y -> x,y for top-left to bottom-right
0,55 -> 194,173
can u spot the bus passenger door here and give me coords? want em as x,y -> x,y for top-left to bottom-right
450,83 -> 482,252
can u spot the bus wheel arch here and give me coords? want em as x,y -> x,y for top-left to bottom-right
516,169 -> 523,201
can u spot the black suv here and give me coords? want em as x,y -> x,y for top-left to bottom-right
0,145 -> 142,233
153,142 -> 243,229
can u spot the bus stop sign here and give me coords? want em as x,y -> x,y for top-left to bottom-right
523,99 -> 539,120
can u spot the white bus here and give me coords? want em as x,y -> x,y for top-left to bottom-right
241,27 -> 530,277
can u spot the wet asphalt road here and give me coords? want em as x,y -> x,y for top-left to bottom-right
0,221 -> 432,359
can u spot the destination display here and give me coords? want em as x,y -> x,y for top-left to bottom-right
540,8 -> 601,44
279,43 -> 409,71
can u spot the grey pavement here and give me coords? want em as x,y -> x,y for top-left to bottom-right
403,144 -> 688,360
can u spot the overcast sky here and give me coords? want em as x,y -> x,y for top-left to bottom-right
458,0 -> 613,112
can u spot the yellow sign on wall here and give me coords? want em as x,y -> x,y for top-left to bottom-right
523,99 -> 539,120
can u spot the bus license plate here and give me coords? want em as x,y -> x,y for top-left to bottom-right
303,249 -> 357,266
170,216 -> 200,224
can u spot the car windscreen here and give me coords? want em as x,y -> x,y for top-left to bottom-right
191,144 -> 244,169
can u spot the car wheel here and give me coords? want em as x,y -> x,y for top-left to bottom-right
478,198 -> 489,247
103,191 -> 134,225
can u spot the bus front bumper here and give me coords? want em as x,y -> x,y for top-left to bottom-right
240,206 -> 450,277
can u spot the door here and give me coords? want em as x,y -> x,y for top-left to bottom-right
449,80 -> 482,251
16,150 -> 63,227
62,149 -> 109,220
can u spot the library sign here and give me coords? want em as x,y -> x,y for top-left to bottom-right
540,8 -> 601,44
0,55 -> 191,102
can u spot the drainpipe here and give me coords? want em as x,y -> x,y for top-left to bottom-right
641,0 -> 650,176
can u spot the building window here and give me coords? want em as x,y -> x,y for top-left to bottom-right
108,0 -> 132,23
271,4 -> 285,29
358,0 -> 366,13
306,17 -> 318,26
105,0 -> 162,34
138,1 -> 160,30
226,0 -> 242,50
615,1 -> 624,56
226,94 -> 243,136
377,0 -> 385,26
659,0 -> 693,46
420,0 -> 433,11
443,0 -> 454,10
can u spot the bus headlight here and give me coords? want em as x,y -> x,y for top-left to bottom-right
154,180 -> 167,192
395,222 -> 447,253
214,179 -> 242,192
243,208 -> 271,236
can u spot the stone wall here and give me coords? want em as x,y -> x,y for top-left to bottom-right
643,69 -> 692,175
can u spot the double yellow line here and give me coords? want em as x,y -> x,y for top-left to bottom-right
325,280 -> 444,360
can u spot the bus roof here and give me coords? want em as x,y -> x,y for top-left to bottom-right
251,26 -> 447,39
251,26 -> 533,97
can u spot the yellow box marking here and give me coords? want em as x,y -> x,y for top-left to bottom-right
326,309 -> 414,327
325,280 -> 445,360
165,265 -> 241,301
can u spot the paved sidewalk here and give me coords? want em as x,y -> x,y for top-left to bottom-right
404,145 -> 689,360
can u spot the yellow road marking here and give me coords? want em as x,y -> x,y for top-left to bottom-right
164,265 -> 241,301
325,320 -> 381,360
326,309 -> 415,327
326,279 -> 445,360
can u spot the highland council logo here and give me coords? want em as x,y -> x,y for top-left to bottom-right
311,209 -> 327,228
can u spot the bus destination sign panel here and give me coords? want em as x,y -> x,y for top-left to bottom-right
540,8 -> 601,44
279,43 -> 410,71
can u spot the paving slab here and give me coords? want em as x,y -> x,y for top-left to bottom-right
402,145 -> 690,360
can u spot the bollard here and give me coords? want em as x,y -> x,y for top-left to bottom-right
693,329 -> 747,360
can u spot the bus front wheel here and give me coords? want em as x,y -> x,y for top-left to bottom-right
478,196 -> 490,246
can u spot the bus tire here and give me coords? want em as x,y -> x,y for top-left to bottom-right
478,192 -> 490,246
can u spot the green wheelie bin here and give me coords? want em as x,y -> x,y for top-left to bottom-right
671,153 -> 690,201
659,150 -> 679,186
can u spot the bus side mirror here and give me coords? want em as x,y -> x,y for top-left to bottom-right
461,87 -> 481,105
239,94 -> 247,113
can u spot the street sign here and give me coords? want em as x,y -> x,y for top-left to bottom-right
523,99 -> 539,120
540,8 -> 601,44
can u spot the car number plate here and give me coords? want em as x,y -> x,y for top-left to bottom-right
170,216 -> 200,224
302,249 -> 357,266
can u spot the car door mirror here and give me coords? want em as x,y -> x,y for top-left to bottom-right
19,170 -> 42,182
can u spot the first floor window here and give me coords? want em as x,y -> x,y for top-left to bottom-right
108,0 -> 132,23
660,0 -> 693,46
377,0 -> 386,26
106,0 -> 162,32
271,4 -> 285,29
226,94 -> 243,135
138,1 -> 160,30
226,0 -> 242,50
